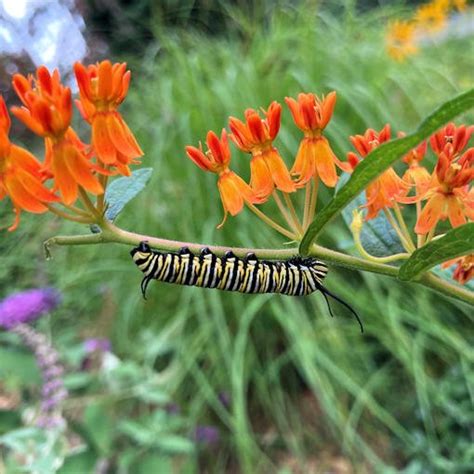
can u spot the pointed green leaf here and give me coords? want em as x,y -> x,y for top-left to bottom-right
398,223 -> 474,281
105,168 -> 153,222
299,89 -> 474,255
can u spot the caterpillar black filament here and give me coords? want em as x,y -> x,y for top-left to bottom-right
131,242 -> 363,332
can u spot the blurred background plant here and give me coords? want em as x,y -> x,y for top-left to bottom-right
0,0 -> 473,473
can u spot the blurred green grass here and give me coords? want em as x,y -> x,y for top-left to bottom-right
1,2 -> 473,472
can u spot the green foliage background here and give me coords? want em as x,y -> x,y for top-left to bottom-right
0,1 -> 473,472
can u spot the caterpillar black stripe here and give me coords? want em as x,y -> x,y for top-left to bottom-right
131,242 -> 363,332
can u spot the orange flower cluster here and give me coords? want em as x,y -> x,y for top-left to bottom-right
286,92 -> 351,187
347,124 -> 409,220
1,61 -> 142,230
415,124 -> 474,234
348,122 -> 473,284
347,122 -> 473,232
386,0 -> 469,61
186,92 -> 350,227
186,130 -> 261,227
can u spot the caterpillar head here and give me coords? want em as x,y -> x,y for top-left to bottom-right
130,241 -> 152,261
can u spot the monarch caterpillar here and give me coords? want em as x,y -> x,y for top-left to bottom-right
131,241 -> 363,332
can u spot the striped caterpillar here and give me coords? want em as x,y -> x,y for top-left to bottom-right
131,242 -> 363,331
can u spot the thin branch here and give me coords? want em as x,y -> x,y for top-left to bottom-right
43,220 -> 474,307
283,192 -> 304,236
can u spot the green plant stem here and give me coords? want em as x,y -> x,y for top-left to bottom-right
383,208 -> 412,252
246,203 -> 296,240
46,205 -> 95,224
393,202 -> 416,252
272,191 -> 295,232
43,220 -> 473,306
352,229 -> 410,264
283,192 -> 304,236
303,181 -> 312,229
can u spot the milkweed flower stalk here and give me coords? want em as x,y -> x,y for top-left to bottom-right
285,92 -> 351,230
0,288 -> 67,429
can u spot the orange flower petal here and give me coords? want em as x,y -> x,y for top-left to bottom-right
446,195 -> 467,228
11,74 -> 31,106
217,172 -> 244,216
247,112 -> 265,144
98,60 -> 113,100
111,63 -> 127,100
92,114 -> 117,164
9,145 -> 42,176
415,193 -> 445,234
5,176 -> 48,213
314,138 -> 338,187
291,139 -> 315,186
228,117 -> 253,152
320,91 -> 336,129
74,62 -> 92,101
106,113 -> 142,158
16,168 -> 58,203
285,97 -> 305,130
206,129 -> 229,167
186,145 -> 212,171
10,106 -> 45,136
0,96 -> 11,133
51,144 -> 79,204
64,145 -> 103,195
230,171 -> 263,204
267,101 -> 281,140
250,155 -> 274,198
263,148 -> 296,193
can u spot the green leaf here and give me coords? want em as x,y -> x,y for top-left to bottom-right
83,403 -> 115,455
398,224 -> 474,281
135,453 -> 173,474
338,174 -> 404,257
105,168 -> 153,221
299,89 -> 474,255
154,435 -> 195,454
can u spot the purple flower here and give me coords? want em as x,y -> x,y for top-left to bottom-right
193,425 -> 220,446
0,288 -> 61,329
83,338 -> 111,354
13,324 -> 67,430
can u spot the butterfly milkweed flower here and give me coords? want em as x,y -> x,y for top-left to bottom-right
386,20 -> 419,62
414,146 -> 473,234
74,60 -> 143,175
0,96 -> 58,230
229,101 -> 296,198
11,66 -> 103,205
285,92 -> 350,188
186,129 -> 261,226
347,124 -> 409,220
430,123 -> 474,156
402,140 -> 431,194
442,254 -> 474,285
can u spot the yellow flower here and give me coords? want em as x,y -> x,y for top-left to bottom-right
415,0 -> 448,32
386,20 -> 418,61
